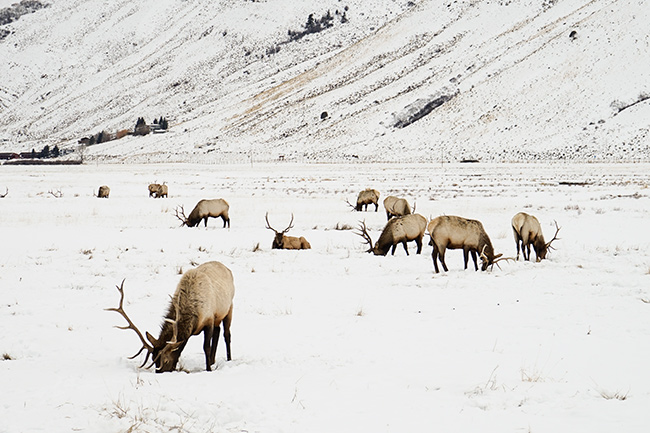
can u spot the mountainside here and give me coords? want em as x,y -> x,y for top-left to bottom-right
1,0 -> 649,163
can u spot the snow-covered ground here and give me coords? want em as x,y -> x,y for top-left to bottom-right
1,162 -> 649,432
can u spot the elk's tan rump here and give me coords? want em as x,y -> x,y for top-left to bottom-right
383,196 -> 412,220
97,185 -> 110,198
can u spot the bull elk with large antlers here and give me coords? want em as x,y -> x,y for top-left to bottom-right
511,212 -> 560,261
107,261 -> 235,373
428,215 -> 511,272
265,213 -> 311,249
356,214 -> 427,256
175,199 -> 230,228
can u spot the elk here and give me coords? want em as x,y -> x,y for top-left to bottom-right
97,185 -> 110,198
356,213 -> 427,256
149,183 -> 168,198
511,212 -> 560,261
428,215 -> 510,272
348,188 -> 380,212
175,199 -> 230,228
106,261 -> 235,373
383,195 -> 412,220
265,213 -> 311,249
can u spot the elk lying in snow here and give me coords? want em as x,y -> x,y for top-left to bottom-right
428,215 -> 510,272
97,185 -> 110,198
383,195 -> 412,220
107,261 -> 235,373
356,214 -> 427,256
511,212 -> 560,261
175,199 -> 230,228
148,183 -> 168,198
348,188 -> 380,212
265,213 -> 311,249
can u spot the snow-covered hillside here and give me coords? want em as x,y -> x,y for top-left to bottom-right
1,0 -> 649,162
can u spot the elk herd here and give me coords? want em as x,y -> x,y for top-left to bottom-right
103,183 -> 559,374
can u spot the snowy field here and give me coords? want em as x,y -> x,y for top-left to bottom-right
1,162 -> 649,433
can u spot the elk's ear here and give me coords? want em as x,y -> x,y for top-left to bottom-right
146,332 -> 159,347
494,253 -> 503,260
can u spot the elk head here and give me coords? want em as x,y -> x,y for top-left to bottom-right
265,212 -> 294,249
539,220 -> 561,260
106,280 -> 181,373
145,299 -> 182,373
478,245 -> 515,271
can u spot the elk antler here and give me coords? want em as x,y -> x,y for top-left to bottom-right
283,213 -> 294,234
345,198 -> 357,210
264,212 -> 278,233
48,189 -> 63,198
354,220 -> 374,252
174,205 -> 188,226
265,212 -> 294,234
105,279 -> 154,368
164,295 -> 180,345
490,255 -> 515,271
0,187 -> 7,198
545,220 -> 561,250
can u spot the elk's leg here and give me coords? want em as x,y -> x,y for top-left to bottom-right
415,237 -> 423,254
203,326 -> 215,371
209,324 -> 221,367
401,240 -> 409,256
513,229 -> 521,260
439,247 -> 449,272
374,203 -> 378,212
431,246 -> 440,273
203,217 -> 209,227
222,307 -> 233,361
391,244 -> 397,255
463,248 -> 470,270
470,250 -> 478,271
524,244 -> 530,261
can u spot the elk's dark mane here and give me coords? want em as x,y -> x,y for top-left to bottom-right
375,219 -> 398,255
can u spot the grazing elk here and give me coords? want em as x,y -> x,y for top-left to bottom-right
107,261 -> 235,373
175,199 -> 230,228
148,183 -> 168,198
356,213 -> 427,256
348,188 -> 380,212
97,185 -> 110,198
428,215 -> 510,272
511,212 -> 560,261
265,213 -> 311,249
383,195 -> 412,220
